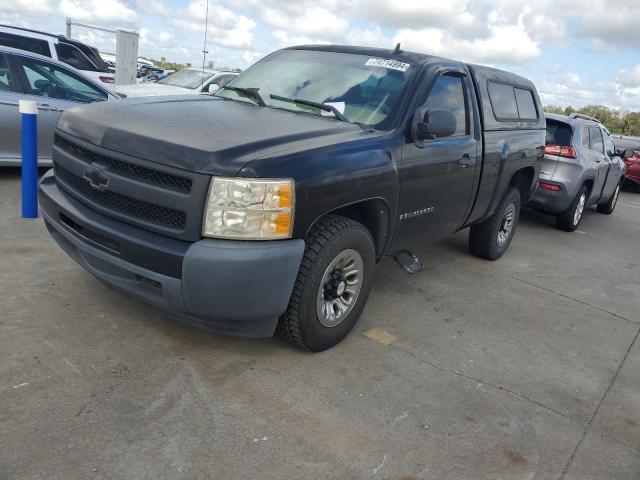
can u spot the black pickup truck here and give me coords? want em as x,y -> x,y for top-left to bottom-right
40,45 -> 545,350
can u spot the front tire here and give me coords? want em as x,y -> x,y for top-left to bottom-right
597,183 -> 620,214
469,186 -> 521,261
556,185 -> 588,231
276,215 -> 375,351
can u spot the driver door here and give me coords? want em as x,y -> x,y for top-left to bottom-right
12,54 -> 108,163
395,69 -> 479,244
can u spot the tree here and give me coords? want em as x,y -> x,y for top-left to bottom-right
544,104 -> 640,136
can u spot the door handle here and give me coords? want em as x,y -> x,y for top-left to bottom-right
458,154 -> 475,168
595,158 -> 601,163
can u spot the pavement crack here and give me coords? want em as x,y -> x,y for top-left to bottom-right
393,343 -> 573,422
558,326 -> 640,479
509,277 -> 639,326
591,426 -> 640,455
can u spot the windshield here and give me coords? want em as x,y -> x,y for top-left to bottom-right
157,69 -> 213,89
216,49 -> 416,129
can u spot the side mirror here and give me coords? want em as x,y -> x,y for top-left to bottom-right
415,109 -> 457,140
207,84 -> 220,95
622,149 -> 635,159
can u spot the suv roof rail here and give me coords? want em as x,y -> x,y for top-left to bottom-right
569,113 -> 601,124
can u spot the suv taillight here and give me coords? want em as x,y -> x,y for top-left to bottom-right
99,76 -> 115,84
545,144 -> 577,159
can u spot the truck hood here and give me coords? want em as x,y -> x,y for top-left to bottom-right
56,96 -> 365,176
114,83 -> 198,97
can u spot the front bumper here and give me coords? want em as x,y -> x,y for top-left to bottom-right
39,170 -> 305,337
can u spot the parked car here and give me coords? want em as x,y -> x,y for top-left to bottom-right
136,65 -> 165,81
0,46 -> 118,166
612,135 -> 640,191
40,45 -> 545,350
527,113 -> 626,231
0,25 -> 115,87
116,68 -> 238,97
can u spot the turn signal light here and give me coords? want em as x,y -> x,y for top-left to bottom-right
545,144 -> 576,159
538,182 -> 561,192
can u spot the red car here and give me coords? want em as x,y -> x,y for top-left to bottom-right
613,135 -> 640,191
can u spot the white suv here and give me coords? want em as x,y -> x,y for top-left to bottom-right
0,25 -> 115,88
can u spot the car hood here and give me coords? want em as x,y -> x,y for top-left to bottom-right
114,83 -> 198,97
56,96 -> 365,176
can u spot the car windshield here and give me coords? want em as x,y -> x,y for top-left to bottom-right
157,69 -> 213,89
216,49 -> 416,129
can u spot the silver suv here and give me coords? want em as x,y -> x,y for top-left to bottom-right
528,113 -> 626,231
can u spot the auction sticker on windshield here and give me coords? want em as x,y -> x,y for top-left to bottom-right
365,58 -> 411,72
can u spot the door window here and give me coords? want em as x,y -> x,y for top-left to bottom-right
18,57 -> 107,103
588,126 -> 604,153
603,130 -> 616,157
55,42 -> 96,71
423,74 -> 468,137
0,54 -> 14,91
0,32 -> 50,57
581,127 -> 590,149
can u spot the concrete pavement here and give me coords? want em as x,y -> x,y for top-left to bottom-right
1,169 -> 638,479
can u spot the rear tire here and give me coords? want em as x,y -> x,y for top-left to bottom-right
556,185 -> 588,231
469,186 -> 521,261
276,215 -> 375,351
597,183 -> 621,214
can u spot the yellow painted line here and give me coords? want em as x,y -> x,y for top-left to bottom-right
364,328 -> 397,346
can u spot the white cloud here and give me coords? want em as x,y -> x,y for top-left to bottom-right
241,50 -> 263,66
0,0 -> 53,15
352,0 -> 471,30
616,65 -> 640,88
393,13 -> 540,64
262,6 -> 349,39
58,0 -> 137,24
153,1 -> 256,49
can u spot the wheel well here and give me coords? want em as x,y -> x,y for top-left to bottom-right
583,178 -> 594,195
508,167 -> 536,201
315,200 -> 390,258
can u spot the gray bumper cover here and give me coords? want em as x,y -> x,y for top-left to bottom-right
40,174 -> 305,337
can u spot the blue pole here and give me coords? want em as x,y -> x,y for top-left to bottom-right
19,100 -> 38,219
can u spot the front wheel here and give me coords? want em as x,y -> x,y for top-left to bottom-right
276,215 -> 375,351
469,186 -> 521,261
597,183 -> 621,214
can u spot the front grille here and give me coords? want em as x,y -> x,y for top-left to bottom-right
55,165 -> 187,230
54,136 -> 192,194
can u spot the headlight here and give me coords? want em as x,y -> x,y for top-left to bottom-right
202,177 -> 294,240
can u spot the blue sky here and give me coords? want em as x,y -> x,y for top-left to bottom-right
2,0 -> 639,109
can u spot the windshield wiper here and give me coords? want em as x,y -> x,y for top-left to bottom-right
269,94 -> 349,123
221,86 -> 265,106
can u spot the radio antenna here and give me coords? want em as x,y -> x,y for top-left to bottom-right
201,0 -> 210,82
